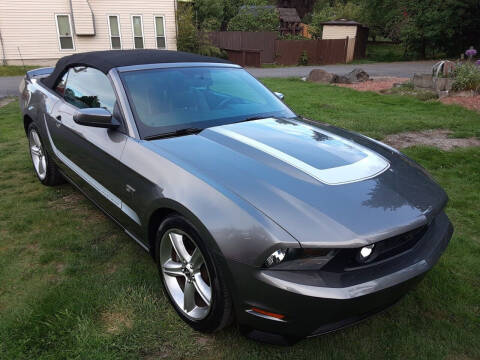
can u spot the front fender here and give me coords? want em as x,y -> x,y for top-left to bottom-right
122,137 -> 301,267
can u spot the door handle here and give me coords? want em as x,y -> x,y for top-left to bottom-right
55,115 -> 62,128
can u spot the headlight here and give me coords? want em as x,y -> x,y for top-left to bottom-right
263,248 -> 336,270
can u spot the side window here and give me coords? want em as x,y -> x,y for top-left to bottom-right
55,72 -> 69,96
64,67 -> 117,113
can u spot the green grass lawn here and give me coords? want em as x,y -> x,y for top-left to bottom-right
0,80 -> 479,359
0,65 -> 41,76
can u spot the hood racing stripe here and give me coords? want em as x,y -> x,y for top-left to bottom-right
212,126 -> 389,185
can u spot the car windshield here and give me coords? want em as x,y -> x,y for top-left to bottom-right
120,66 -> 295,138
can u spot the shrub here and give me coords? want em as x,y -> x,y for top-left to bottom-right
298,50 -> 309,65
452,62 -> 480,92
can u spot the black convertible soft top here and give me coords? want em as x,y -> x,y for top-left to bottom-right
43,49 -> 230,89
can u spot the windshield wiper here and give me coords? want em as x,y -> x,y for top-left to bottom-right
144,127 -> 203,140
234,115 -> 269,124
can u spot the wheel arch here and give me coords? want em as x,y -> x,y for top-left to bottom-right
146,199 -> 225,261
146,199 -> 239,305
23,114 -> 33,134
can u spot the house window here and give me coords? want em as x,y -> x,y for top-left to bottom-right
56,14 -> 74,50
131,15 -> 144,49
154,16 -> 166,49
108,15 -> 122,49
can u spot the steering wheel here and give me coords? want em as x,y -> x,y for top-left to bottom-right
215,97 -> 236,109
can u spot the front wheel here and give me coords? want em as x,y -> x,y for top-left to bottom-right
27,123 -> 64,186
155,215 -> 233,332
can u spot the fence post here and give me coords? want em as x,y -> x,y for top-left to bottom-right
344,37 -> 349,64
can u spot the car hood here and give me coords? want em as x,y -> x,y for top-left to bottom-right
147,117 -> 447,247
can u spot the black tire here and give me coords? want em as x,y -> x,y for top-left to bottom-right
155,215 -> 233,333
27,123 -> 64,186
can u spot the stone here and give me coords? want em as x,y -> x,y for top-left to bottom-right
336,68 -> 370,84
307,69 -> 337,83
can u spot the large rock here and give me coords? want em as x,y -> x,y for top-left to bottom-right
307,69 -> 337,84
336,68 -> 370,84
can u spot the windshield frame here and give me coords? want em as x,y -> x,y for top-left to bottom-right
117,63 -> 297,139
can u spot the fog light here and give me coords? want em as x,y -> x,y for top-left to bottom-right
264,249 -> 287,267
359,244 -> 375,260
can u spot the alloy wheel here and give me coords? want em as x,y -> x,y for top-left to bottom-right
160,229 -> 212,320
29,129 -> 47,180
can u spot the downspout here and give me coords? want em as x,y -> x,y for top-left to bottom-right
68,0 -> 77,35
174,0 -> 178,50
85,0 -> 96,34
0,29 -> 6,65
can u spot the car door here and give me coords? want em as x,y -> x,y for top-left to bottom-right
45,66 -> 142,236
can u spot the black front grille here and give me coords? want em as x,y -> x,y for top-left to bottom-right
323,225 -> 429,272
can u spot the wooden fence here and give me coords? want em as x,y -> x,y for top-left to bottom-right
205,31 -> 277,64
206,31 -> 355,66
275,39 -> 348,66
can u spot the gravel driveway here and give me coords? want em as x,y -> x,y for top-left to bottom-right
247,61 -> 437,78
0,76 -> 22,97
0,61 -> 436,97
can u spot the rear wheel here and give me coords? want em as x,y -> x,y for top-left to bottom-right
155,215 -> 232,332
27,123 -> 64,186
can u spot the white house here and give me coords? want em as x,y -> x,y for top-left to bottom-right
0,0 -> 178,66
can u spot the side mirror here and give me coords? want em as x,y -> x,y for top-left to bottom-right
274,92 -> 284,101
73,108 -> 119,128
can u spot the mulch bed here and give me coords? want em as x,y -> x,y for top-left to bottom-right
441,95 -> 480,112
383,129 -> 480,151
334,77 -> 409,92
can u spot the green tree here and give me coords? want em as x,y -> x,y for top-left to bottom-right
194,0 -> 224,31
227,5 -> 279,31
309,1 -> 365,38
177,2 -> 199,53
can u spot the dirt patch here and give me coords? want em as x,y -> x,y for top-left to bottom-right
142,349 -> 171,360
384,129 -> 480,150
335,77 -> 409,92
195,335 -> 214,346
101,310 -> 133,334
49,192 -> 84,210
441,95 -> 480,112
56,263 -> 65,273
104,263 -> 118,275
0,97 -> 15,108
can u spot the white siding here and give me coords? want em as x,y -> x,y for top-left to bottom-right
0,0 -> 177,64
322,25 -> 358,40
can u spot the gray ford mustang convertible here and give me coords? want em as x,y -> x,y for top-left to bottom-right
20,50 -> 453,344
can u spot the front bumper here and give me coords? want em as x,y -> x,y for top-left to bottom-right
227,211 -> 453,340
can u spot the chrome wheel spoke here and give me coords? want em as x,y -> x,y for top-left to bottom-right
162,259 -> 184,277
32,131 -> 42,148
30,146 -> 42,157
37,156 -> 45,174
193,273 -> 211,306
190,248 -> 204,271
183,280 -> 196,313
169,232 -> 191,263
